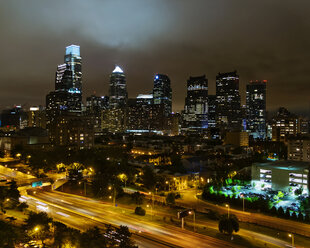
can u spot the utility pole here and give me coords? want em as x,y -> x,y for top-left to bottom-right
84,182 -> 87,196
113,186 -> 116,206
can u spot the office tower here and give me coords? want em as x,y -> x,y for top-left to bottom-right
85,95 -> 109,135
48,115 -> 94,149
86,95 -> 109,114
126,94 -> 165,132
246,80 -> 267,139
46,45 -> 94,147
216,71 -> 242,131
288,135 -> 310,162
46,44 -> 82,122
182,75 -> 208,132
208,95 -> 217,128
109,66 -> 127,109
153,74 -> 172,117
271,107 -> 307,142
0,106 -> 26,130
26,106 -> 46,129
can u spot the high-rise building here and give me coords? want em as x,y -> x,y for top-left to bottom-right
85,95 -> 109,134
0,106 -> 26,130
182,75 -> 208,132
126,94 -> 165,133
153,74 -> 172,117
288,135 -> 310,162
216,71 -> 242,131
271,107 -> 308,142
109,66 -> 127,109
246,80 -> 267,139
46,45 -> 83,123
207,95 -> 217,128
46,45 -> 94,148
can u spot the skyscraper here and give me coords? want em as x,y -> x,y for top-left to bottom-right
207,95 -> 217,128
246,80 -> 267,139
46,44 -> 82,121
216,71 -> 242,131
153,74 -> 172,117
109,66 -> 127,109
46,45 -> 94,148
182,75 -> 208,132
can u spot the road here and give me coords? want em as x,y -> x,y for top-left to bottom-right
23,191 -> 239,248
176,188 -> 310,238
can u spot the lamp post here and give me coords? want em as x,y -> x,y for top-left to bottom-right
165,181 -> 170,191
147,204 -> 153,220
289,233 -> 294,248
225,204 -> 230,218
108,185 -> 116,206
189,210 -> 196,232
241,194 -> 245,212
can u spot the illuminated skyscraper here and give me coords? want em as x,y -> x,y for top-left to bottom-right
246,80 -> 267,139
182,75 -> 208,132
109,66 -> 127,109
153,74 -> 172,117
216,71 -> 242,131
46,44 -> 82,120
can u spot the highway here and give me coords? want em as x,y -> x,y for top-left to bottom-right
23,191 -> 239,248
176,189 -> 310,238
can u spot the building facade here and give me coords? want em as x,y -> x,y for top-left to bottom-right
182,75 -> 208,132
288,135 -> 310,162
109,66 -> 128,109
216,71 -> 242,131
246,80 -> 267,139
153,74 -> 172,117
252,161 -> 310,193
46,45 -> 83,126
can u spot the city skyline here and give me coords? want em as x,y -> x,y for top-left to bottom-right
0,1 -> 310,116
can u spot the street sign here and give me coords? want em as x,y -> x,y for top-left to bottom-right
32,181 -> 43,188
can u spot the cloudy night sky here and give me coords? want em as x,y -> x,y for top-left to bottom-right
0,0 -> 310,116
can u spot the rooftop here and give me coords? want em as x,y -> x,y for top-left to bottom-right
254,160 -> 310,171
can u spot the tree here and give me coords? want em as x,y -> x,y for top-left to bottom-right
0,220 -> 16,248
277,207 -> 284,217
17,202 -> 28,212
80,227 -> 107,248
298,212 -> 304,221
134,206 -> 146,216
116,225 -> 137,248
6,181 -> 20,207
131,192 -> 144,205
294,187 -> 303,196
53,222 -> 81,248
166,192 -> 176,205
218,214 -> 239,235
141,166 -> 156,190
67,163 -> 84,181
24,212 -> 53,247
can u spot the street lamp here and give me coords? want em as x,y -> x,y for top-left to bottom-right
225,204 -> 230,218
240,194 -> 245,212
165,181 -> 170,191
146,204 -> 153,220
289,233 -> 294,248
108,185 -> 116,206
188,210 -> 196,232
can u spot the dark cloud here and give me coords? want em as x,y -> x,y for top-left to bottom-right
0,0 -> 309,116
